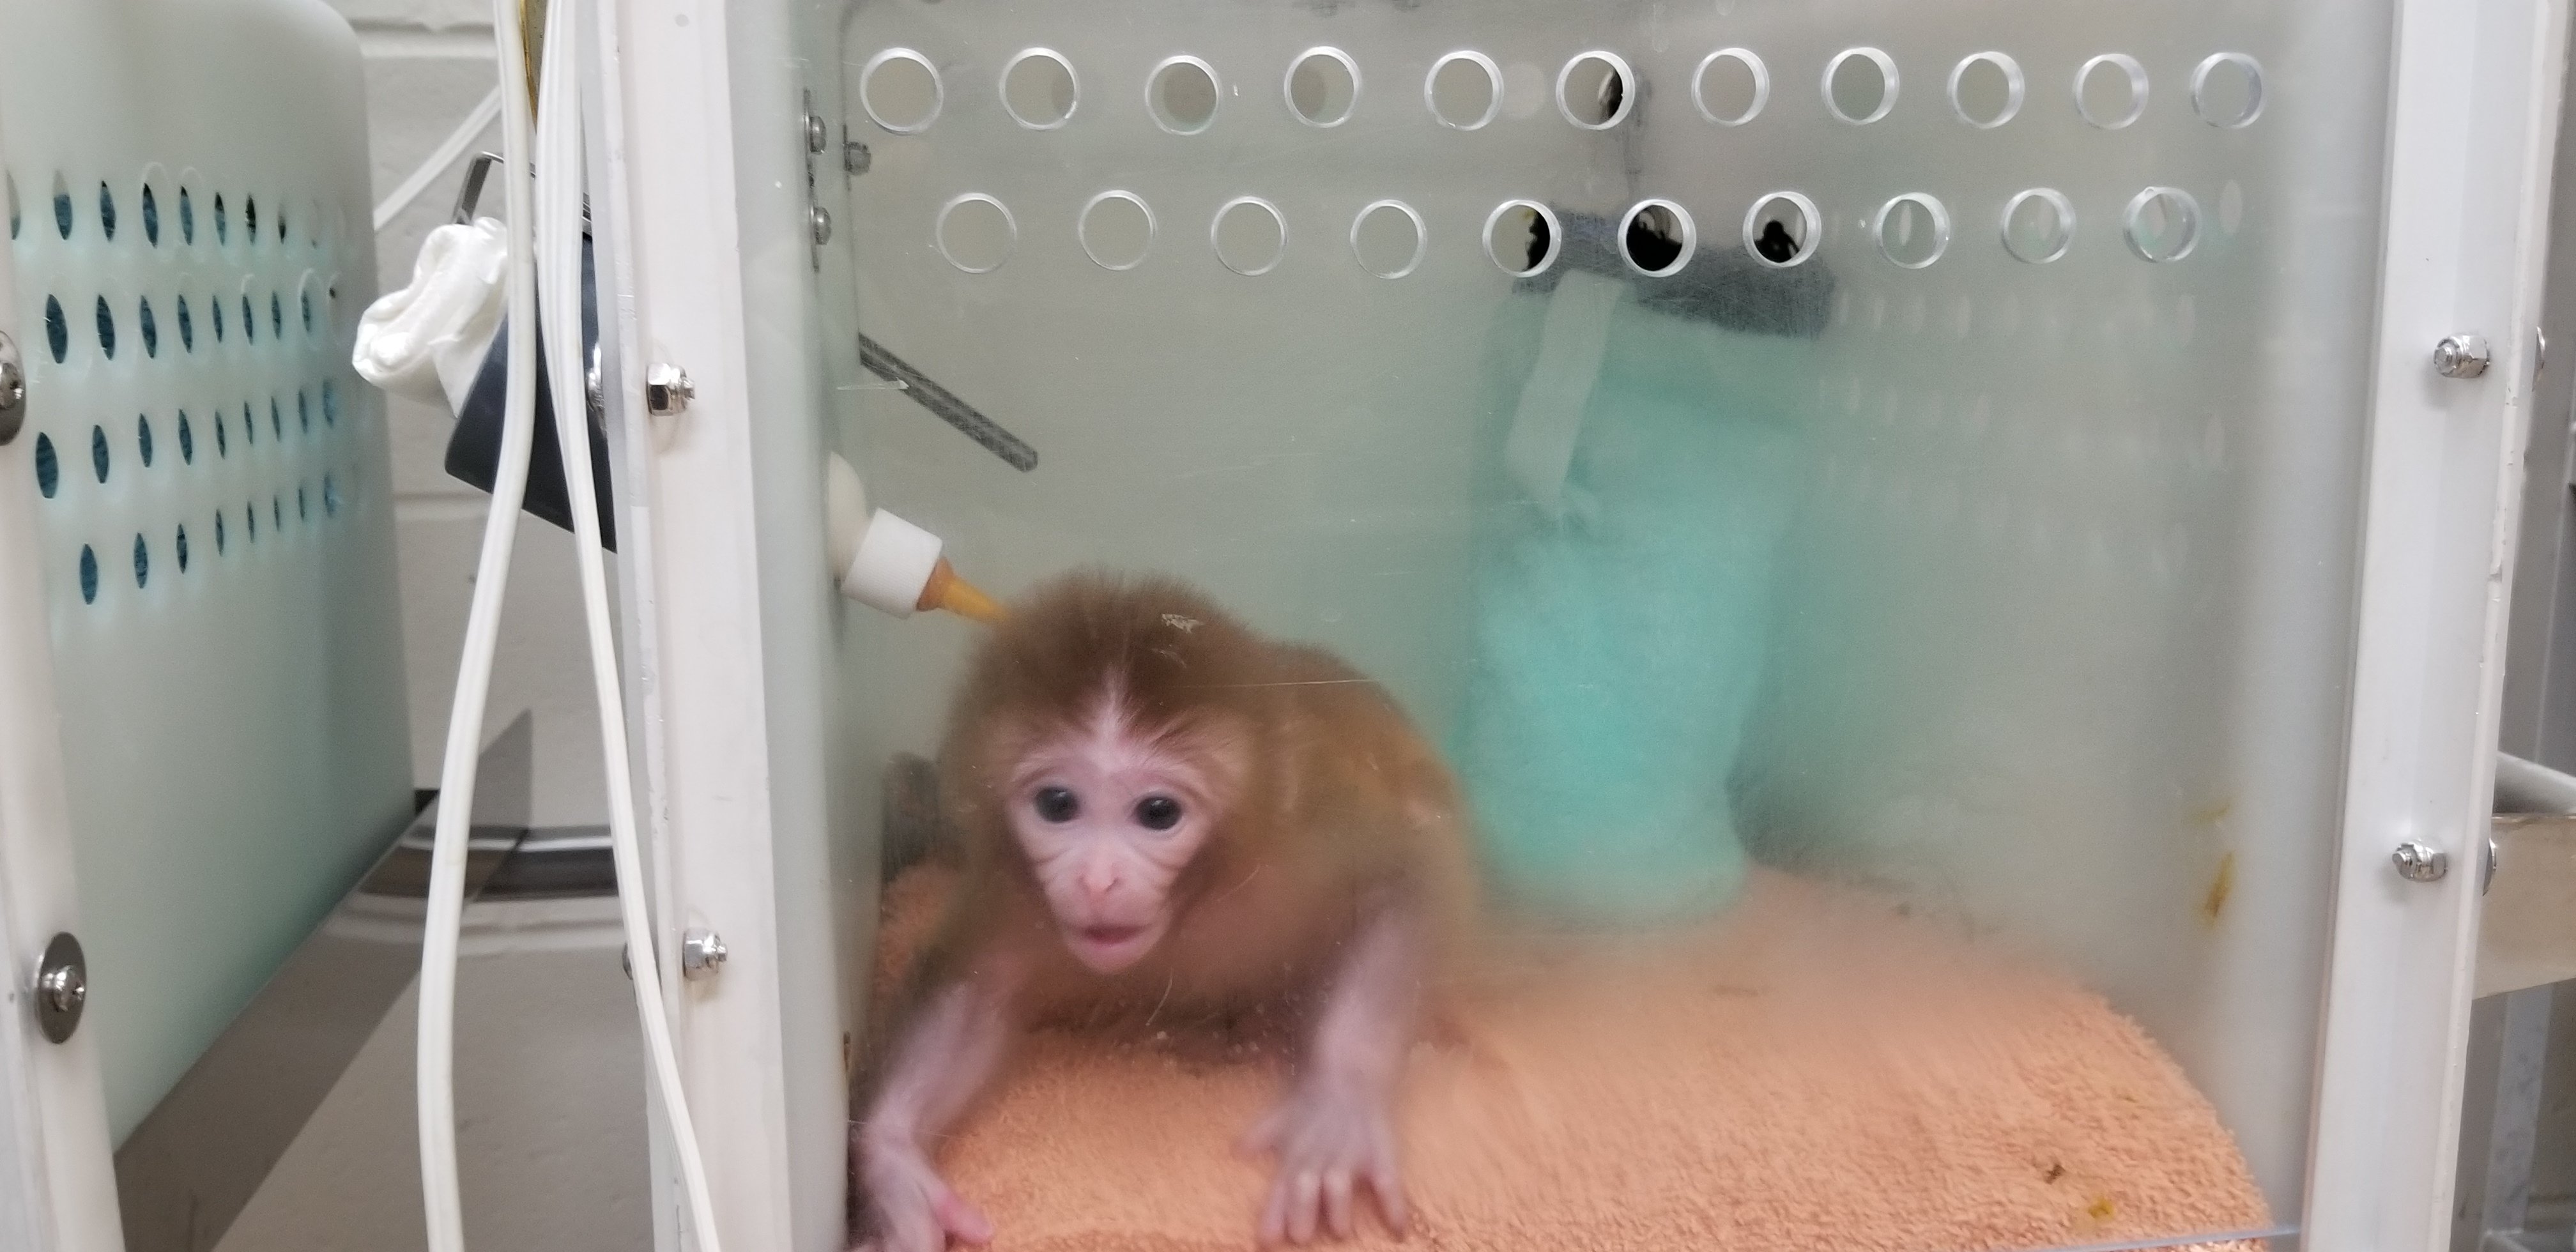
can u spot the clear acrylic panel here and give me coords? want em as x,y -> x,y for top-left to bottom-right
821,0 -> 2393,1246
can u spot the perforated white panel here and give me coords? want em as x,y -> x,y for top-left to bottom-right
0,0 -> 411,1141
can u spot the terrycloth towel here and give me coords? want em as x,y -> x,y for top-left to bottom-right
867,866 -> 2271,1252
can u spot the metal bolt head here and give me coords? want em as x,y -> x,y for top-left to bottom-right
804,113 -> 829,154
0,332 -> 24,445
645,363 -> 694,416
2392,839 -> 2451,883
845,140 -> 873,176
810,206 -> 834,247
33,932 -> 85,1044
680,929 -> 728,980
2434,334 -> 2492,379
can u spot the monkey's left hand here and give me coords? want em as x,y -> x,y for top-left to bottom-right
1240,1078 -> 1411,1245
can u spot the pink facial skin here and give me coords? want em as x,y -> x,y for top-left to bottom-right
1006,692 -> 1223,974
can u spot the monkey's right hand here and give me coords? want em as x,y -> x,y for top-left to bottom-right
854,1130 -> 993,1252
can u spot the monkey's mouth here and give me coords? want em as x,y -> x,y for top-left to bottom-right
1080,924 -> 1147,945
1065,920 -> 1162,972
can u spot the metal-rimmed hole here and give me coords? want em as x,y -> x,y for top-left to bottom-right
1350,199 -> 1427,279
2191,52 -> 2264,128
999,48 -> 1079,130
1147,55 -> 1221,135
2000,188 -> 2077,263
2124,186 -> 2201,262
1823,47 -> 1898,125
1873,193 -> 1951,269
1692,48 -> 1768,125
1744,191 -> 1820,268
2076,54 -> 2150,130
1555,51 -> 1634,130
1619,199 -> 1694,277
1211,196 -> 1287,277
1078,190 -> 1156,271
1285,47 -> 1361,128
1425,51 -> 1503,130
1482,199 -> 1560,277
1948,52 -> 2024,128
859,48 -> 944,134
933,193 -> 1016,273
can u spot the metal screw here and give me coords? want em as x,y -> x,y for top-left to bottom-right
811,206 -> 834,247
681,929 -> 728,980
2434,334 -> 2492,379
33,932 -> 85,1044
0,332 -> 24,445
805,112 -> 829,154
844,139 -> 872,176
2392,840 -> 2450,883
645,363 -> 694,416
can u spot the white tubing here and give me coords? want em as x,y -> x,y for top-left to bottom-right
414,2 -> 537,1249
374,84 -> 507,232
530,0 -> 728,1246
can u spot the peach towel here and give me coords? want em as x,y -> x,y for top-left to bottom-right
871,867 -> 2270,1252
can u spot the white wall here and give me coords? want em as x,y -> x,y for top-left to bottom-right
334,2 -> 606,826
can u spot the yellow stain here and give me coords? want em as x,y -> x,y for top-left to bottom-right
2087,1197 -> 2117,1221
2200,851 -> 2237,924
2188,798 -> 2234,828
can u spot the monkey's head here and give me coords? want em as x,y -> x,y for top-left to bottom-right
945,575 -> 1261,975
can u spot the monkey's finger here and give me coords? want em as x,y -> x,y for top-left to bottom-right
1323,1169 -> 1356,1241
1259,1179 -> 1295,1247
1238,1110 -> 1287,1159
1289,1171 -> 1324,1244
1367,1161 -> 1412,1237
933,1187 -> 995,1246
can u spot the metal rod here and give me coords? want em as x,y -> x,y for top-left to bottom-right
857,332 -> 1039,471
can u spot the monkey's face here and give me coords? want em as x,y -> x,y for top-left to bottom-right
1004,699 -> 1230,974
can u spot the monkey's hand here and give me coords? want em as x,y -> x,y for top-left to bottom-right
854,1128 -> 993,1252
1240,1078 -> 1411,1245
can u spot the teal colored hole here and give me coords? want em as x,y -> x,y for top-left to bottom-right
297,390 -> 310,431
139,298 -> 157,357
214,412 -> 229,457
33,433 -> 57,498
276,204 -> 287,242
77,546 -> 96,602
178,413 -> 194,462
94,296 -> 114,359
43,296 -> 65,362
245,500 -> 257,541
176,296 -> 193,351
301,289 -> 313,335
240,295 -> 253,343
241,402 -> 254,447
179,188 -> 194,243
97,183 -> 115,240
271,495 -> 282,530
269,292 -> 281,339
52,185 -> 70,239
296,485 -> 307,520
175,524 -> 188,571
213,193 -> 227,244
6,169 -> 17,240
244,197 -> 257,243
141,185 -> 159,245
269,397 -> 282,439
211,294 -> 224,342
89,425 -> 107,482
322,381 -> 340,426
214,511 -> 227,554
324,474 -> 339,516
137,415 -> 153,467
131,533 -> 147,588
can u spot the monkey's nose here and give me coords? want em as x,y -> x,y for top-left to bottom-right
1077,860 -> 1120,901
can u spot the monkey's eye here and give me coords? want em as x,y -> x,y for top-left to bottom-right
1033,786 -> 1080,823
1134,795 -> 1183,831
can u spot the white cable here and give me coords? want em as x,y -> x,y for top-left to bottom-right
531,0 -> 728,1246
373,84 -> 506,232
414,1 -> 537,1248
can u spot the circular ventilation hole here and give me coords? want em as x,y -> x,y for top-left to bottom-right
78,546 -> 96,604
179,187 -> 194,243
215,412 -> 229,457
245,196 -> 259,244
2124,186 -> 2201,262
241,293 -> 255,344
1744,192 -> 1821,268
2076,54 -> 2149,129
1078,190 -> 1156,270
1824,48 -> 1898,125
859,49 -> 943,134
1556,51 -> 1634,130
323,381 -> 341,426
1285,47 -> 1361,128
242,402 -> 255,447
1949,52 -> 2023,128
1693,49 -> 1768,125
89,425 -> 108,482
1148,56 -> 1220,135
141,183 -> 160,245
176,296 -> 194,351
137,415 -> 155,467
301,286 -> 314,336
97,181 -> 116,240
246,499 -> 257,542
273,495 -> 283,529
298,390 -> 310,431
1482,199 -> 1561,277
176,524 -> 188,572
275,202 -> 288,243
1000,48 -> 1079,130
325,475 -> 340,517
94,297 -> 115,359
49,173 -> 71,240
2000,188 -> 2076,263
132,534 -> 148,588
298,485 -> 307,521
270,398 -> 283,439
139,298 -> 157,358
42,296 -> 65,363
215,512 -> 227,554
2192,53 -> 2263,128
1211,196 -> 1287,276
1873,194 -> 1951,269
214,192 -> 228,245
1620,199 -> 1695,277
1426,51 -> 1503,130
270,292 -> 283,339
934,194 -> 1016,274
1350,199 -> 1427,279
33,434 -> 56,498
178,412 -> 195,462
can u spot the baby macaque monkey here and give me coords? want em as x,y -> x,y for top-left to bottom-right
852,574 -> 1473,1251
